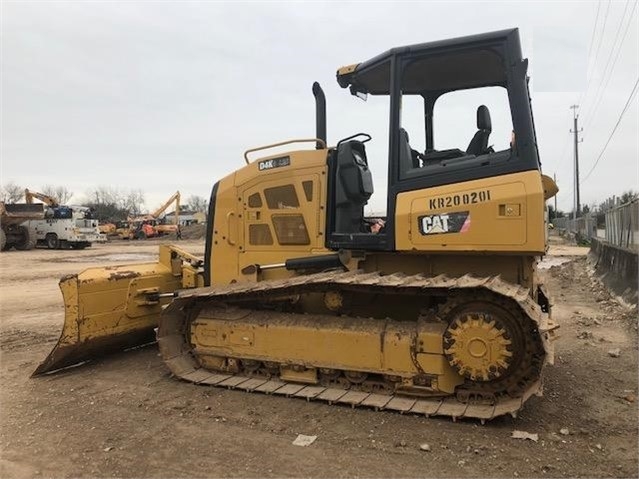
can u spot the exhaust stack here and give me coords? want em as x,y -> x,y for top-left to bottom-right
312,82 -> 326,149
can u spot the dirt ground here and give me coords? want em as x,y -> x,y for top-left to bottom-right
0,238 -> 637,478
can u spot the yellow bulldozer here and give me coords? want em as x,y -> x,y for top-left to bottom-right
34,29 -> 558,421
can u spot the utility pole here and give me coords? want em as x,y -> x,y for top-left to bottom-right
570,105 -> 583,219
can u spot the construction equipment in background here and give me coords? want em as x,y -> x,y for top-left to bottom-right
133,221 -> 157,240
0,202 -> 44,251
99,223 -> 117,235
113,218 -> 157,240
24,189 -> 59,208
115,191 -> 181,240
36,29 -> 559,421
152,191 -> 180,236
114,220 -> 135,240
24,189 -> 106,249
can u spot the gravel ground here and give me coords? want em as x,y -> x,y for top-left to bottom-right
0,239 -> 636,478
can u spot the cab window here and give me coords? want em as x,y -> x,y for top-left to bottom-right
432,87 -> 512,153
398,85 -> 516,180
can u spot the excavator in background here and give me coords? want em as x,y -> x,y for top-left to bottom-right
24,189 -> 60,208
35,29 -> 558,421
152,191 -> 180,236
117,191 -> 181,239
134,221 -> 157,240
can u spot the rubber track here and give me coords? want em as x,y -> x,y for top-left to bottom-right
157,271 -> 555,421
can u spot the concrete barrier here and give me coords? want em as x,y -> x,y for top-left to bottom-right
589,237 -> 638,305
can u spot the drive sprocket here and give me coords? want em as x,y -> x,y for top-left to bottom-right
444,311 -> 514,381
440,294 -> 543,400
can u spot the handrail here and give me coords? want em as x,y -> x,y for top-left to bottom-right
243,138 -> 327,164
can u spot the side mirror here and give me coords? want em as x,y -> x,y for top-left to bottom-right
350,86 -> 368,101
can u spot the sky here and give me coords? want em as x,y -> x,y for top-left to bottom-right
1,0 -> 638,214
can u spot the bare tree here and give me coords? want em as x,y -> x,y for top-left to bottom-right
88,186 -> 119,207
82,186 -> 146,221
186,195 -> 208,212
0,182 -> 25,203
40,185 -> 73,204
124,190 -> 145,217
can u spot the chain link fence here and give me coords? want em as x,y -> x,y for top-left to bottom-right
603,199 -> 638,249
554,199 -> 638,250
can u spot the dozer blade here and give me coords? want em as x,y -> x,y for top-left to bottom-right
33,247 -> 186,376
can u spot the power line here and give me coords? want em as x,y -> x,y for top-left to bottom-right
581,77 -> 639,183
578,0 -> 603,107
586,0 -> 603,60
583,0 -> 638,131
582,0 -> 631,123
590,0 -> 612,74
581,0 -> 613,112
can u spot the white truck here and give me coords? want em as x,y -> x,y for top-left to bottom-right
29,205 -> 106,249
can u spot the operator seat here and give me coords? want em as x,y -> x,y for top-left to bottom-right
333,141 -> 374,233
466,105 -> 492,156
399,128 -> 421,169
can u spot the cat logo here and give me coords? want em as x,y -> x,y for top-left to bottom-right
421,214 -> 450,234
418,211 -> 470,235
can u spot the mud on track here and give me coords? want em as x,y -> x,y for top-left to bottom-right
1,239 -> 637,478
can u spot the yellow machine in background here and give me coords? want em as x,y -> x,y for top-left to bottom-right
152,190 -> 180,236
99,223 -> 117,235
114,220 -> 135,240
24,189 -> 60,207
35,29 -> 558,421
116,191 -> 181,239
